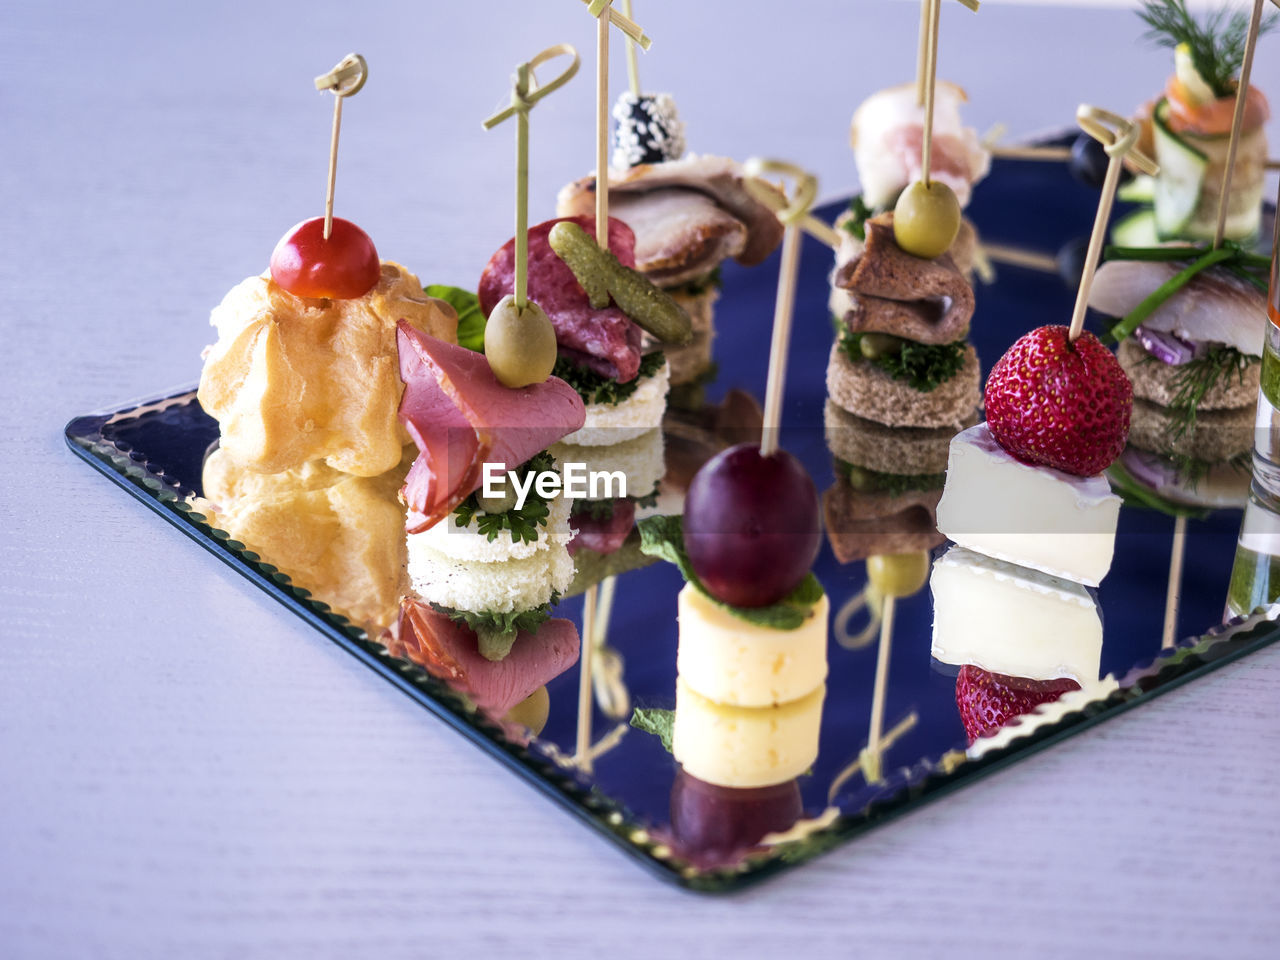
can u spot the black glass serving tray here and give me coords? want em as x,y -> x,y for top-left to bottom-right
66,144 -> 1280,892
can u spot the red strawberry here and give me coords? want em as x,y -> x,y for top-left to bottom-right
983,325 -> 1132,477
955,665 -> 1081,745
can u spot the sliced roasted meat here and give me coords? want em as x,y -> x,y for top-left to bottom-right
556,155 -> 785,275
396,323 -> 585,533
395,599 -> 580,716
833,213 -> 974,344
822,484 -> 945,565
603,190 -> 746,287
479,216 -> 643,382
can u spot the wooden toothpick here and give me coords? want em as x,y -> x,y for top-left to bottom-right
623,0 -> 641,98
743,160 -> 828,458
1162,515 -> 1187,649
314,53 -> 367,241
1067,106 -> 1159,343
917,0 -> 980,179
576,585 -> 598,771
483,45 -> 581,310
1213,0 -> 1264,248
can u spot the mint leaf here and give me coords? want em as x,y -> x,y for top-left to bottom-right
637,515 -> 824,631
630,707 -> 675,753
425,284 -> 486,353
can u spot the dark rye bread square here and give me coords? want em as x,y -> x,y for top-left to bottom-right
823,483 -> 946,564
1117,339 -> 1260,411
1128,397 -> 1254,462
826,340 -> 980,430
824,399 -> 976,476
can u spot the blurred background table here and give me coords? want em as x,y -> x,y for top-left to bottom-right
3,1 -> 1278,957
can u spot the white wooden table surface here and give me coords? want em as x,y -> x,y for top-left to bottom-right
3,1 -> 1279,957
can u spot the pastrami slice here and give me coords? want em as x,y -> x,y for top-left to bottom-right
396,322 -> 585,532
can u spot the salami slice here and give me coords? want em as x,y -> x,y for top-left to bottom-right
397,322 -> 585,533
478,216 -> 643,382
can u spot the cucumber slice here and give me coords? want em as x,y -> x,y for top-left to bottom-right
1111,208 -> 1160,248
1118,174 -> 1156,204
1152,98 -> 1209,238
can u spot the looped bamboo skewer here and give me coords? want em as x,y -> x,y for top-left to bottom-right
313,53 -> 368,241
1214,0 -> 1265,249
1067,105 -> 1159,343
916,0 -> 981,105
743,159 -> 826,458
582,0 -> 651,49
483,44 -> 581,310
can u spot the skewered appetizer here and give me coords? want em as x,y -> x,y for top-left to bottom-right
824,211 -> 981,564
556,154 -> 785,399
639,444 -> 827,789
199,220 -> 456,477
1128,0 -> 1273,241
393,321 -> 588,714
1090,247 -> 1266,509
479,215 -> 690,573
851,81 -> 991,213
931,324 -> 1133,740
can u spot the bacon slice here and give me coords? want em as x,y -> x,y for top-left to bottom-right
478,216 -> 643,383
396,323 -> 585,533
395,599 -> 580,716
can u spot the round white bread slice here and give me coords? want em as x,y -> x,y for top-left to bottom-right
1117,339 -> 1259,411
407,539 -> 574,614
826,341 -> 980,430
563,360 -> 670,446
412,492 -> 573,563
551,427 -> 665,502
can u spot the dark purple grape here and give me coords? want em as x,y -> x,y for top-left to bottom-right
1069,133 -> 1134,188
682,443 -> 821,607
670,768 -> 803,861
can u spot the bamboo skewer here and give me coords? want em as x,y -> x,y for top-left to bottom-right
623,0 -> 641,98
576,585 -> 598,769
596,8 -> 611,248
864,595 -> 896,778
921,0 -> 941,186
988,144 -> 1074,162
916,0 -> 930,106
313,53 -> 367,241
1214,0 -> 1264,249
1163,514 -> 1187,649
1067,106 -> 1158,343
743,160 -> 825,458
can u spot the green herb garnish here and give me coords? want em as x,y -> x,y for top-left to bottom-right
630,708 -> 675,752
841,195 -> 875,241
424,284 -> 487,353
1138,0 -> 1276,99
836,459 -> 946,497
431,596 -> 560,661
839,331 -> 967,393
553,350 -> 666,407
451,451 -> 557,544
637,515 -> 824,631
1142,345 -> 1256,440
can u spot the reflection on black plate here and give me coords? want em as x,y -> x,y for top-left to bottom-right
66,145 -> 1280,892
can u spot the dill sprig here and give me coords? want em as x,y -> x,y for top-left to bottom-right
1138,0 -> 1276,99
1152,346 -> 1256,440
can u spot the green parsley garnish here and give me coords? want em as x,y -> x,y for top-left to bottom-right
451,451 -> 556,545
637,515 -> 824,631
1138,0 -> 1276,99
1138,345 -> 1256,441
431,595 -> 560,661
553,350 -> 666,407
839,331 -> 966,393
841,195 -> 875,241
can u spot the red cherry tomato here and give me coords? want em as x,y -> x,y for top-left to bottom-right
269,216 -> 381,299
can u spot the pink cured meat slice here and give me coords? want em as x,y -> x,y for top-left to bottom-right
567,498 -> 636,556
478,216 -> 643,383
398,599 -> 581,716
397,322 -> 585,533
